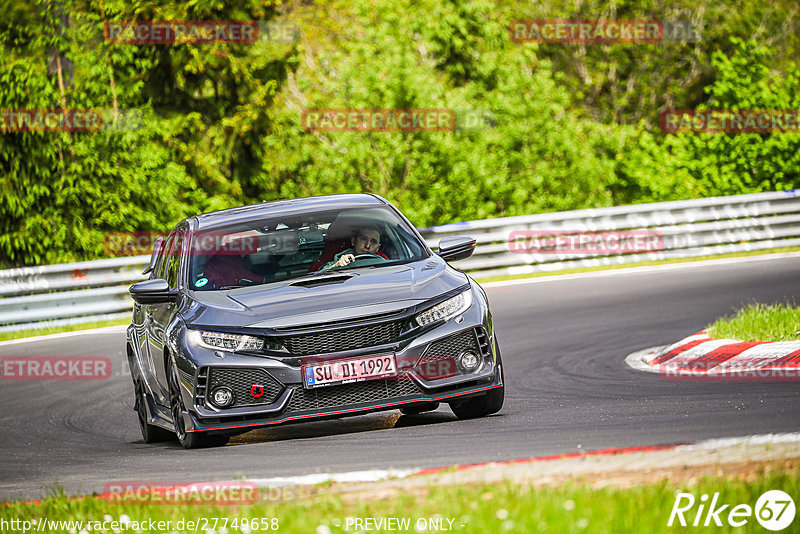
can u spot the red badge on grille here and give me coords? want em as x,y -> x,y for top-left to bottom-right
250,384 -> 265,397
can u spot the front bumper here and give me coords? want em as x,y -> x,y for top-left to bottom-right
188,367 -> 502,434
174,286 -> 499,434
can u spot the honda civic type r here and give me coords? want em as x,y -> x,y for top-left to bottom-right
126,193 -> 504,448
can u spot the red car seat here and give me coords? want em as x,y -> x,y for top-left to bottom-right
308,237 -> 351,272
203,254 -> 266,288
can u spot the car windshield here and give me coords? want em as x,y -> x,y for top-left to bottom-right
188,206 -> 427,291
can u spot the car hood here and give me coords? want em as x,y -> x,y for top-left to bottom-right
183,258 -> 468,329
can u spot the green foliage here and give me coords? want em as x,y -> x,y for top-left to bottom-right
262,0 -> 651,225
0,0 -> 290,265
677,39 -> 800,195
502,0 -> 800,126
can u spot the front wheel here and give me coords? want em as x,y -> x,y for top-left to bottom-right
168,361 -> 229,449
450,340 -> 505,420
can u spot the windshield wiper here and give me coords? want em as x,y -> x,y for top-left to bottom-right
308,268 -> 351,277
290,275 -> 353,287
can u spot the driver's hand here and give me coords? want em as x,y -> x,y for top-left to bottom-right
333,254 -> 355,268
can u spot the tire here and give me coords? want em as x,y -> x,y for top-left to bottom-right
450,340 -> 505,420
399,402 -> 440,415
168,361 -> 229,449
135,382 -> 173,443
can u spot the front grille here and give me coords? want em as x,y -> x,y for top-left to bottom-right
205,367 -> 284,408
285,373 -> 420,413
422,329 -> 480,360
278,320 -> 404,356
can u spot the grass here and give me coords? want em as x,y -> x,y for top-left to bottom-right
0,318 -> 129,342
3,465 -> 798,533
707,302 -> 800,342
475,245 -> 800,284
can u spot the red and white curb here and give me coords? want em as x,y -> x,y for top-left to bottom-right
625,331 -> 800,379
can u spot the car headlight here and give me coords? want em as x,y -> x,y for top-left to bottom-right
415,290 -> 473,327
199,331 -> 264,351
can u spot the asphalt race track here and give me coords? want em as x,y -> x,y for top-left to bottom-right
2,254 -> 799,500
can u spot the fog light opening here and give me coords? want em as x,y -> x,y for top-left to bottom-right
458,350 -> 481,373
210,386 -> 234,408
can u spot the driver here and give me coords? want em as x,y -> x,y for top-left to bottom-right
322,226 -> 385,270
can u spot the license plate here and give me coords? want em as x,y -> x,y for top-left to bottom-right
302,354 -> 397,389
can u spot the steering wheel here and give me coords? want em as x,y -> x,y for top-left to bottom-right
323,253 -> 386,271
345,253 -> 387,268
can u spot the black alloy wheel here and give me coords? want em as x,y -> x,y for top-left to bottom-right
135,381 -> 173,443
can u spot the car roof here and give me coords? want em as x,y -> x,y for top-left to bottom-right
190,193 -> 388,231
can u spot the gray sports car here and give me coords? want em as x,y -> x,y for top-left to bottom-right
126,194 -> 504,448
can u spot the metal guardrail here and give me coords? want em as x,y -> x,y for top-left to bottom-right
0,256 -> 150,333
1,190 -> 798,332
434,190 -> 800,278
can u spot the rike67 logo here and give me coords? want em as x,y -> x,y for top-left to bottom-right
669,490 -> 795,530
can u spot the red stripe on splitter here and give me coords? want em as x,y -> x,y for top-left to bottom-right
765,347 -> 800,368
677,341 -> 764,371
651,338 -> 709,365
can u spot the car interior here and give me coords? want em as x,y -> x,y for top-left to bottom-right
189,207 -> 423,290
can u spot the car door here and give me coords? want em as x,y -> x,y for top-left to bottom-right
148,228 -> 186,404
132,236 -> 165,380
144,231 -> 177,404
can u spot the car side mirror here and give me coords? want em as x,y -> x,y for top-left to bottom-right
437,236 -> 476,262
129,278 -> 177,305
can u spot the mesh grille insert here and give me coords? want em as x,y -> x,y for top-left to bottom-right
416,329 -> 482,379
207,367 -> 284,408
422,330 -> 479,360
285,373 -> 420,413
